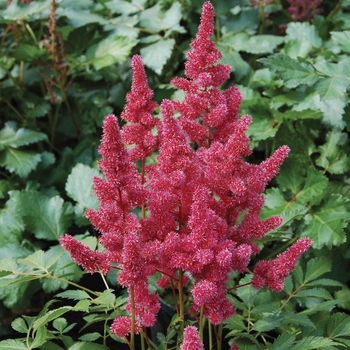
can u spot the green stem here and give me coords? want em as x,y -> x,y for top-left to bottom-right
208,321 -> 213,350
217,323 -> 223,350
130,285 -> 136,350
178,270 -> 185,335
199,305 -> 205,342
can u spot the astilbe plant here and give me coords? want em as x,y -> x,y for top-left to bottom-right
60,2 -> 312,348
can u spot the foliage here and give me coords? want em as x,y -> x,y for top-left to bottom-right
0,0 -> 350,349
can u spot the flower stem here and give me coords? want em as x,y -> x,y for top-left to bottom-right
130,285 -> 136,350
178,270 -> 185,335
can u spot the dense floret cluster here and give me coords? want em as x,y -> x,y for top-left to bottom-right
60,1 -> 311,346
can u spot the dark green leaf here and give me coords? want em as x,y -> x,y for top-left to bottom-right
304,257 -> 332,283
302,195 -> 349,249
65,163 -> 100,209
86,36 -> 138,71
141,39 -> 175,75
56,290 -> 91,301
10,190 -> 74,241
327,313 -> 350,338
251,314 -> 284,332
258,54 -> 319,88
0,339 -> 27,350
271,334 -> 296,350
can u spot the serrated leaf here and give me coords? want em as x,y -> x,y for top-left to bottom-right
66,164 -> 100,209
258,54 -> 319,88
67,343 -> 108,350
316,129 -> 349,174
331,31 -> 350,53
251,314 -> 283,332
307,278 -> 343,287
10,190 -> 74,241
304,257 -> 332,283
284,22 -> 321,59
290,336 -> 338,350
3,0 -> 51,21
86,36 -> 138,71
236,276 -> 258,310
56,7 -> 107,28
78,332 -> 101,341
224,314 -> 246,332
53,318 -> 68,333
14,43 -> 47,62
33,306 -> 72,331
0,198 -> 24,243
18,250 -> 46,271
92,289 -> 116,306
302,195 -> 349,249
0,149 -> 42,178
327,313 -> 350,338
56,290 -> 91,300
0,122 -> 47,149
239,35 -> 284,54
11,318 -> 28,334
31,325 -> 47,348
300,300 -> 337,315
282,313 -> 315,329
141,38 -> 175,75
73,299 -> 90,312
0,339 -> 27,350
294,287 -> 332,300
106,0 -> 143,15
315,76 -> 350,100
42,245 -> 82,293
271,333 -> 296,350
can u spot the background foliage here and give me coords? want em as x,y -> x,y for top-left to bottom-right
0,0 -> 350,349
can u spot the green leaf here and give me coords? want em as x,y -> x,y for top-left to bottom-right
0,122 -> 47,149
0,149 -> 42,178
258,54 -> 319,88
302,195 -> 349,249
18,250 -> 46,271
316,129 -> 349,174
271,334 -> 296,350
0,198 -> 24,243
284,22 -> 322,59
327,313 -> 350,338
106,0 -> 144,15
56,7 -> 107,28
73,299 -> 90,312
0,339 -> 27,350
33,306 -> 72,331
139,3 -> 184,34
224,314 -> 246,332
78,332 -> 101,341
229,32 -> 284,55
11,318 -> 28,334
236,276 -> 258,310
300,300 -> 338,315
56,290 -> 91,301
67,342 -> 108,350
10,190 -> 74,241
251,314 -> 283,332
331,31 -> 350,53
290,336 -> 339,350
304,257 -> 332,284
294,288 -> 332,300
3,0 -> 51,21
86,36 -> 138,71
282,313 -> 315,329
14,43 -> 47,62
53,318 -> 68,333
141,38 -> 175,75
65,163 -> 100,209
315,76 -> 350,100
92,289 -> 116,307
31,326 -> 47,348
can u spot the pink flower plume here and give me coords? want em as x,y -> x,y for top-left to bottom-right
252,238 -> 313,292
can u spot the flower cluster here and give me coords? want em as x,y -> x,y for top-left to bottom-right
60,1 -> 312,347
287,0 -> 323,22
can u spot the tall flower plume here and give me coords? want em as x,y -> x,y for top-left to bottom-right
61,1 -> 311,345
